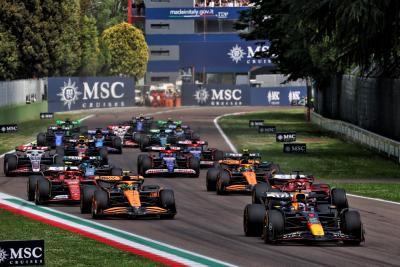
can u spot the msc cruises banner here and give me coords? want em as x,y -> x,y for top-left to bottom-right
180,41 -> 273,69
48,77 -> 135,112
146,7 -> 248,20
182,84 -> 306,106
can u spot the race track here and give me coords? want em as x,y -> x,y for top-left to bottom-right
1,106 -> 399,267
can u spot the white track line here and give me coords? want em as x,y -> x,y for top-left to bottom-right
214,111 -> 400,205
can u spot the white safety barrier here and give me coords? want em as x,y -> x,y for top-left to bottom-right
311,112 -> 400,164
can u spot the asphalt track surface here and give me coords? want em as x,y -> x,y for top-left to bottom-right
1,106 -> 400,267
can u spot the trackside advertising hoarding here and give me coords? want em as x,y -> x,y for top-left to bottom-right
48,77 -> 135,112
182,84 -> 306,106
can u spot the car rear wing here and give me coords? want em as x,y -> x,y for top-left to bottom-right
148,146 -> 181,151
87,129 -> 110,136
15,145 -> 50,152
177,140 -> 208,146
271,173 -> 314,182
95,175 -> 144,182
223,152 -> 261,160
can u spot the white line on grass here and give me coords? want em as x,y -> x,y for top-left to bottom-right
214,111 -> 400,205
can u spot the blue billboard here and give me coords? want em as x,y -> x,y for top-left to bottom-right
48,77 -> 135,112
181,84 -> 307,106
180,41 -> 273,70
146,7 -> 248,20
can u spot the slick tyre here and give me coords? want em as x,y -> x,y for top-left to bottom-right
27,175 -> 42,201
263,210 -> 285,244
140,156 -> 152,177
160,189 -> 176,219
91,190 -> 109,219
37,133 -> 46,146
252,183 -> 271,204
53,155 -> 64,166
35,179 -> 50,205
80,185 -> 97,214
4,155 -> 17,177
112,137 -> 123,154
332,188 -> 349,211
243,204 -> 265,237
214,150 -> 224,161
206,168 -> 220,191
216,170 -> 230,195
189,157 -> 200,178
341,210 -> 363,245
99,147 -> 108,164
191,132 -> 200,141
139,135 -> 150,151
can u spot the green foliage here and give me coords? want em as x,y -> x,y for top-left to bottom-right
79,15 -> 100,76
238,0 -> 400,81
84,0 -> 128,32
0,30 -> 19,80
102,22 -> 148,78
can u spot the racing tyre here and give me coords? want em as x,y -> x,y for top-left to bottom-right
133,133 -> 142,143
35,179 -> 50,205
27,175 -> 43,201
91,190 -> 109,219
332,188 -> 348,211
189,157 -> 200,178
214,150 -> 224,161
139,135 -> 150,151
252,183 -> 271,204
80,185 -> 97,214
167,136 -> 177,144
206,168 -> 220,191
112,137 -> 123,154
160,189 -> 176,219
99,147 -> 108,164
243,204 -> 265,236
137,154 -> 146,174
37,133 -> 46,146
263,210 -> 285,244
53,155 -> 64,166
216,170 -> 230,195
341,210 -> 363,245
191,132 -> 200,141
140,156 -> 152,177
111,167 -> 123,176
4,154 -> 17,176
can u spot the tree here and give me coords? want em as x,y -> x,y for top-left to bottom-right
101,22 -> 148,78
0,31 -> 20,80
78,15 -> 100,76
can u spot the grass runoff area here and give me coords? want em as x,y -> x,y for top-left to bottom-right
219,108 -> 400,202
0,113 -> 87,155
0,209 -> 164,267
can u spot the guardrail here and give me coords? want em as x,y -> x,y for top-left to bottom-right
311,112 -> 400,164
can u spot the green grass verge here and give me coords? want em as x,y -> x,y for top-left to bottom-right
0,209 -> 164,267
0,114 -> 87,155
330,183 -> 400,202
0,102 -> 48,124
219,108 -> 400,201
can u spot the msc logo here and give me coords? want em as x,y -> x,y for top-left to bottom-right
227,44 -> 246,63
228,44 -> 270,64
267,91 -> 280,104
0,240 -> 45,266
58,78 -> 126,110
288,90 -> 301,103
193,88 -> 242,106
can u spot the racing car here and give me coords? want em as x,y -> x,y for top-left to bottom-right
177,140 -> 224,167
129,115 -> 153,133
36,119 -> 86,147
28,166 -> 122,205
82,174 -> 176,219
137,145 -> 200,177
243,190 -> 364,245
87,129 -> 123,153
3,145 -> 61,176
251,172 -> 334,206
138,128 -> 184,151
157,119 -> 200,141
56,136 -> 109,164
206,152 -> 280,194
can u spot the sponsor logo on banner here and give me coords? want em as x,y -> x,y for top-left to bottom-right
0,240 -> 44,266
227,44 -> 271,65
39,113 -> 54,120
249,120 -> 264,127
267,90 -> 280,105
169,8 -> 230,19
0,124 -> 18,133
48,77 -> 134,112
193,87 -> 242,106
284,143 -> 307,153
288,90 -> 301,103
258,125 -> 276,133
276,132 -> 296,142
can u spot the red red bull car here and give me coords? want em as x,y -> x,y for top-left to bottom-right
4,145 -> 61,176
